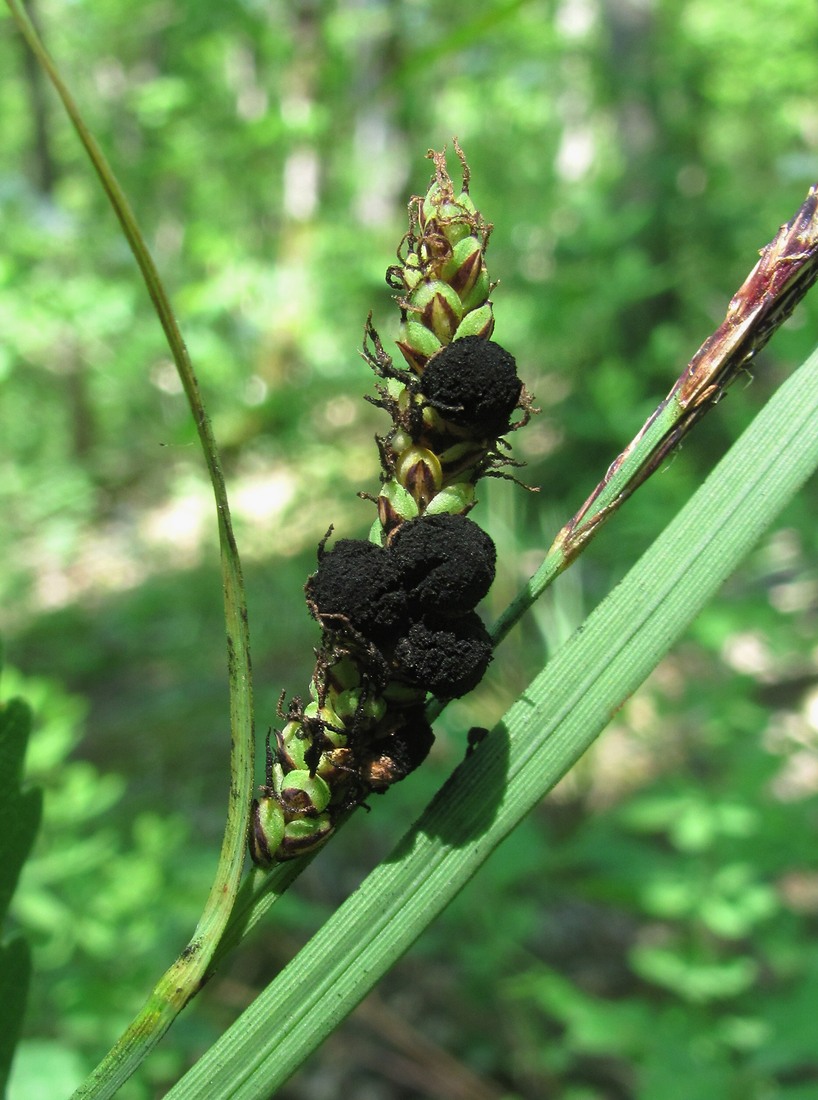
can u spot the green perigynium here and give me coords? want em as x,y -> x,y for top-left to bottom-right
251,144 -> 534,865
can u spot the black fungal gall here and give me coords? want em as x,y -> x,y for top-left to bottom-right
389,513 -> 496,616
394,612 -> 493,698
419,336 -> 522,437
364,706 -> 436,790
306,538 -> 409,639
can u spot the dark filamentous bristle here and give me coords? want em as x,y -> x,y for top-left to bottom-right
419,336 -> 522,437
394,612 -> 493,698
306,538 -> 409,638
390,513 -> 496,616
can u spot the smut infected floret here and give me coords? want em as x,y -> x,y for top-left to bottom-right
419,336 -> 522,437
306,539 -> 409,639
363,705 -> 435,790
390,513 -> 496,616
394,612 -> 493,698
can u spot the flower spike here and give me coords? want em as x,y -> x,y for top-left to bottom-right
252,145 -> 535,865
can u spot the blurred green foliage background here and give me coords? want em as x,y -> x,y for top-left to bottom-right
2,0 -> 818,1096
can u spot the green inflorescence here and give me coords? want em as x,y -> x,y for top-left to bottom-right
250,143 -> 534,865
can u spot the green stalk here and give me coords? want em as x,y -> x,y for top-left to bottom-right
4,4 -> 255,1096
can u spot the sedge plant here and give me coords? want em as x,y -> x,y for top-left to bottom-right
5,4 -> 818,1097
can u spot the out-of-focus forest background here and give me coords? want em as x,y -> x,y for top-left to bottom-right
3,0 -> 818,1097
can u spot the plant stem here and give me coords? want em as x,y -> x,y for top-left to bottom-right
492,183 -> 818,646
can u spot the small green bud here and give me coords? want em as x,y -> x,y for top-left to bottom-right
421,190 -> 474,246
409,280 -> 463,344
279,770 -> 332,814
368,517 -> 385,546
425,482 -> 476,516
278,721 -> 309,770
395,445 -> 444,509
396,386 -> 414,414
390,428 -> 413,454
440,217 -> 474,247
459,265 -> 491,313
378,478 -> 419,532
250,797 -> 286,867
303,700 -> 343,728
437,440 -> 489,479
421,403 -> 446,434
440,237 -> 484,299
420,184 -> 457,225
326,657 -> 362,692
396,320 -> 442,372
386,376 -> 406,400
402,252 -> 424,292
280,813 -> 334,857
456,190 -> 477,217
334,687 -> 387,726
304,701 -> 347,748
452,302 -> 494,341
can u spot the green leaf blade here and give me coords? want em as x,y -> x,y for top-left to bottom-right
167,349 -> 818,1099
